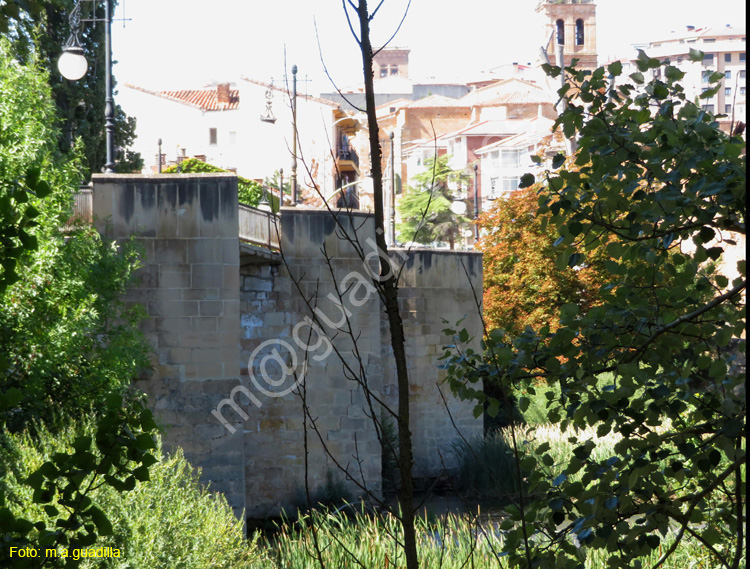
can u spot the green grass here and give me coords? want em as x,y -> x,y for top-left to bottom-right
246,506 -> 725,569
4,418 -> 738,568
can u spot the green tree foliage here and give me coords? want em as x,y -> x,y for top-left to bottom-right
0,227 -> 151,431
0,38 -> 150,431
441,52 -> 746,568
396,155 -> 470,248
163,158 -> 266,208
9,0 -> 142,175
264,168 -> 290,196
0,0 -> 43,36
0,35 -> 56,293
0,38 -> 159,562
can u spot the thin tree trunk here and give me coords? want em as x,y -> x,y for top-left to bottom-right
355,3 -> 419,568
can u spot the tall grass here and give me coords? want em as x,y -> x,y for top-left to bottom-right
249,506 -> 719,569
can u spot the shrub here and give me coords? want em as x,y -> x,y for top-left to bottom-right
0,419 -> 262,568
0,227 -> 150,432
163,158 -> 264,207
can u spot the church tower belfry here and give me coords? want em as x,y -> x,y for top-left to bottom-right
538,0 -> 598,71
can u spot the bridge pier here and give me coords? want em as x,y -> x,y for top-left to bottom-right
90,175 -> 483,520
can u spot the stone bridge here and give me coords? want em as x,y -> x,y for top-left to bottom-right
85,173 -> 483,519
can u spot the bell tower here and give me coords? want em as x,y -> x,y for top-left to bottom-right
538,1 -> 598,71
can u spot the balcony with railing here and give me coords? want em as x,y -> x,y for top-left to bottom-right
336,143 -> 360,170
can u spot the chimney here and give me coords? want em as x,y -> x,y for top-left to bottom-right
217,83 -> 231,105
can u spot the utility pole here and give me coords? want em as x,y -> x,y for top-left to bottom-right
473,163 -> 479,242
389,132 -> 396,246
291,65 -> 298,204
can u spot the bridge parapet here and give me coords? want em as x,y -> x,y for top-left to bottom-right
90,173 -> 245,519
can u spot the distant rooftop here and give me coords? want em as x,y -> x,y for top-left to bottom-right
460,78 -> 557,107
537,0 -> 594,8
648,24 -> 746,45
125,84 -> 240,112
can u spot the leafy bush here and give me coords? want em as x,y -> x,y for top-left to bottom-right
0,227 -> 150,432
0,419 -> 261,568
163,158 -> 264,207
0,38 -> 149,433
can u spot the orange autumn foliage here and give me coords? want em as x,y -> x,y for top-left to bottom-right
477,186 -> 607,338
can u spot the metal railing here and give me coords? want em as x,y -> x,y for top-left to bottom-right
62,186 -> 93,231
337,144 -> 359,168
238,204 -> 280,251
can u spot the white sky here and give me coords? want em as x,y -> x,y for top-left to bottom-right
111,0 -> 746,96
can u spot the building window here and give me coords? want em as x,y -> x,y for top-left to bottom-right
740,70 -> 747,79
502,178 -> 520,193
209,128 -> 217,145
501,150 -> 520,168
740,53 -> 746,62
703,53 -> 714,64
229,131 -> 237,145
725,53 -> 732,62
575,19 -> 584,46
702,71 -> 711,83
703,38 -> 716,43
725,87 -> 732,96
703,104 -> 715,113
725,70 -> 731,80
380,67 -> 388,78
741,87 -> 747,96
556,19 -> 564,46
490,151 -> 499,168
390,65 -> 399,76
725,104 -> 732,113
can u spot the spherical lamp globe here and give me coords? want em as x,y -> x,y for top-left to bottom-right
58,48 -> 88,81
450,200 -> 467,215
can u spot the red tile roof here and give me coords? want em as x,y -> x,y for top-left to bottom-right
126,84 -> 240,111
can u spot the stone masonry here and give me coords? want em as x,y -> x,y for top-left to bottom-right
91,175 -> 483,519
92,173 -> 245,517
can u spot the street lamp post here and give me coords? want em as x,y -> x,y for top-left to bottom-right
157,138 -> 162,173
291,65 -> 298,204
389,132 -> 396,247
473,163 -> 479,242
58,0 -> 116,173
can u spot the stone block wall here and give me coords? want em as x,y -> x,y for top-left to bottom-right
91,174 -> 245,518
89,177 -> 483,520
238,209 -> 384,517
385,249 -> 484,479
